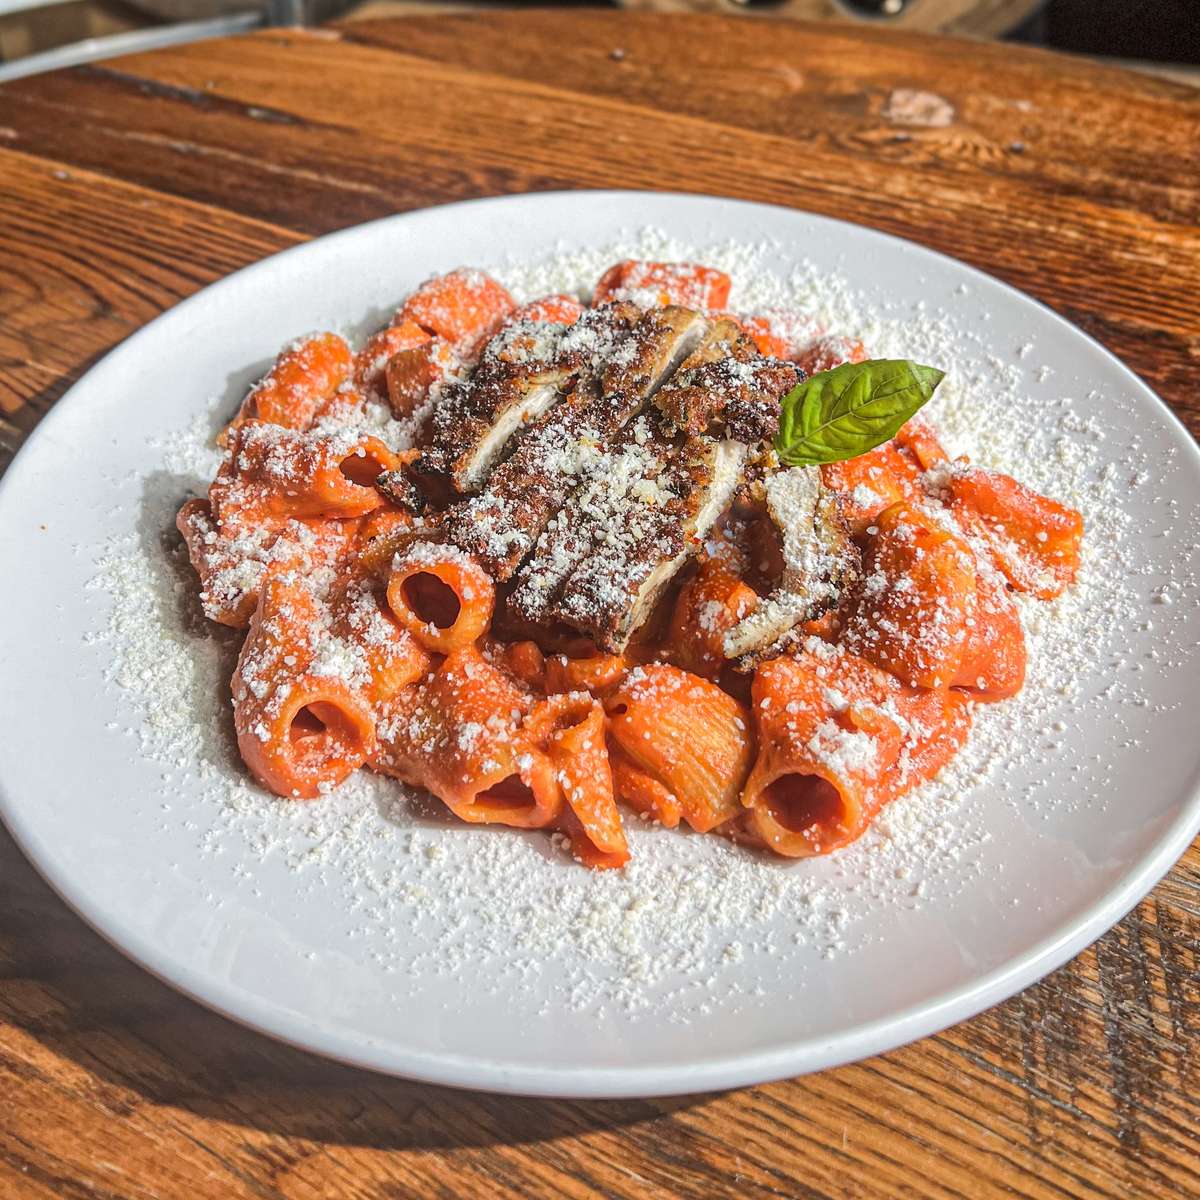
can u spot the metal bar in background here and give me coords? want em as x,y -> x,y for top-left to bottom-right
0,0 -> 80,17
0,11 -> 262,83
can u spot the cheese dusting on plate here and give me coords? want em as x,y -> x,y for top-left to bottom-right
83,230 -> 1195,1021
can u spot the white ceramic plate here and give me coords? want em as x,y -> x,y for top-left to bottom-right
1,192 -> 1198,1098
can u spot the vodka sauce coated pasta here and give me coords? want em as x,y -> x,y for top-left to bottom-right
180,260 -> 1084,868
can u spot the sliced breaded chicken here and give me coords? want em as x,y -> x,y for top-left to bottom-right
599,305 -> 711,412
550,432 -> 747,652
655,317 -> 800,443
411,302 -> 638,495
418,358 -> 576,495
504,413 -> 670,626
442,305 -> 708,578
442,374 -> 612,580
722,467 -> 859,664
375,467 -> 425,514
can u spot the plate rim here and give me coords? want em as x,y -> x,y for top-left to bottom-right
2,188 -> 1198,1098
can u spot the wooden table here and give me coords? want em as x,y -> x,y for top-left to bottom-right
1,12 -> 1198,1197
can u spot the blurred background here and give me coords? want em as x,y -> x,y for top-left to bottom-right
2,0 -> 1197,84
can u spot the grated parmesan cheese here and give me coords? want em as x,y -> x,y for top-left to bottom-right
80,229 -> 1197,1024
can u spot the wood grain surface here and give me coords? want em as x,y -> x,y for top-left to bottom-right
1,13 -> 1198,1198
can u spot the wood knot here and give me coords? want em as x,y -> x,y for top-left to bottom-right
881,88 -> 956,128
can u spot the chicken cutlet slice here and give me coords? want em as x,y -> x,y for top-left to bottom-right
598,304 -> 712,415
415,333 -> 577,495
722,466 -> 859,665
655,316 -> 800,443
444,381 -> 601,578
411,302 -> 638,494
443,304 -> 709,578
502,413 -> 668,629
550,432 -> 748,653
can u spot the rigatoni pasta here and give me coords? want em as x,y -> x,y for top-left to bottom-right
221,331 -> 352,445
179,259 -> 1084,869
373,646 -> 561,829
605,665 -> 751,834
233,575 -> 377,798
385,540 -> 495,653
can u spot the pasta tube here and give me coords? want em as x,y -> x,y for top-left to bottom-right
605,664 -> 752,834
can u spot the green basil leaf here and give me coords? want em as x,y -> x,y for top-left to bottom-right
775,359 -> 945,467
